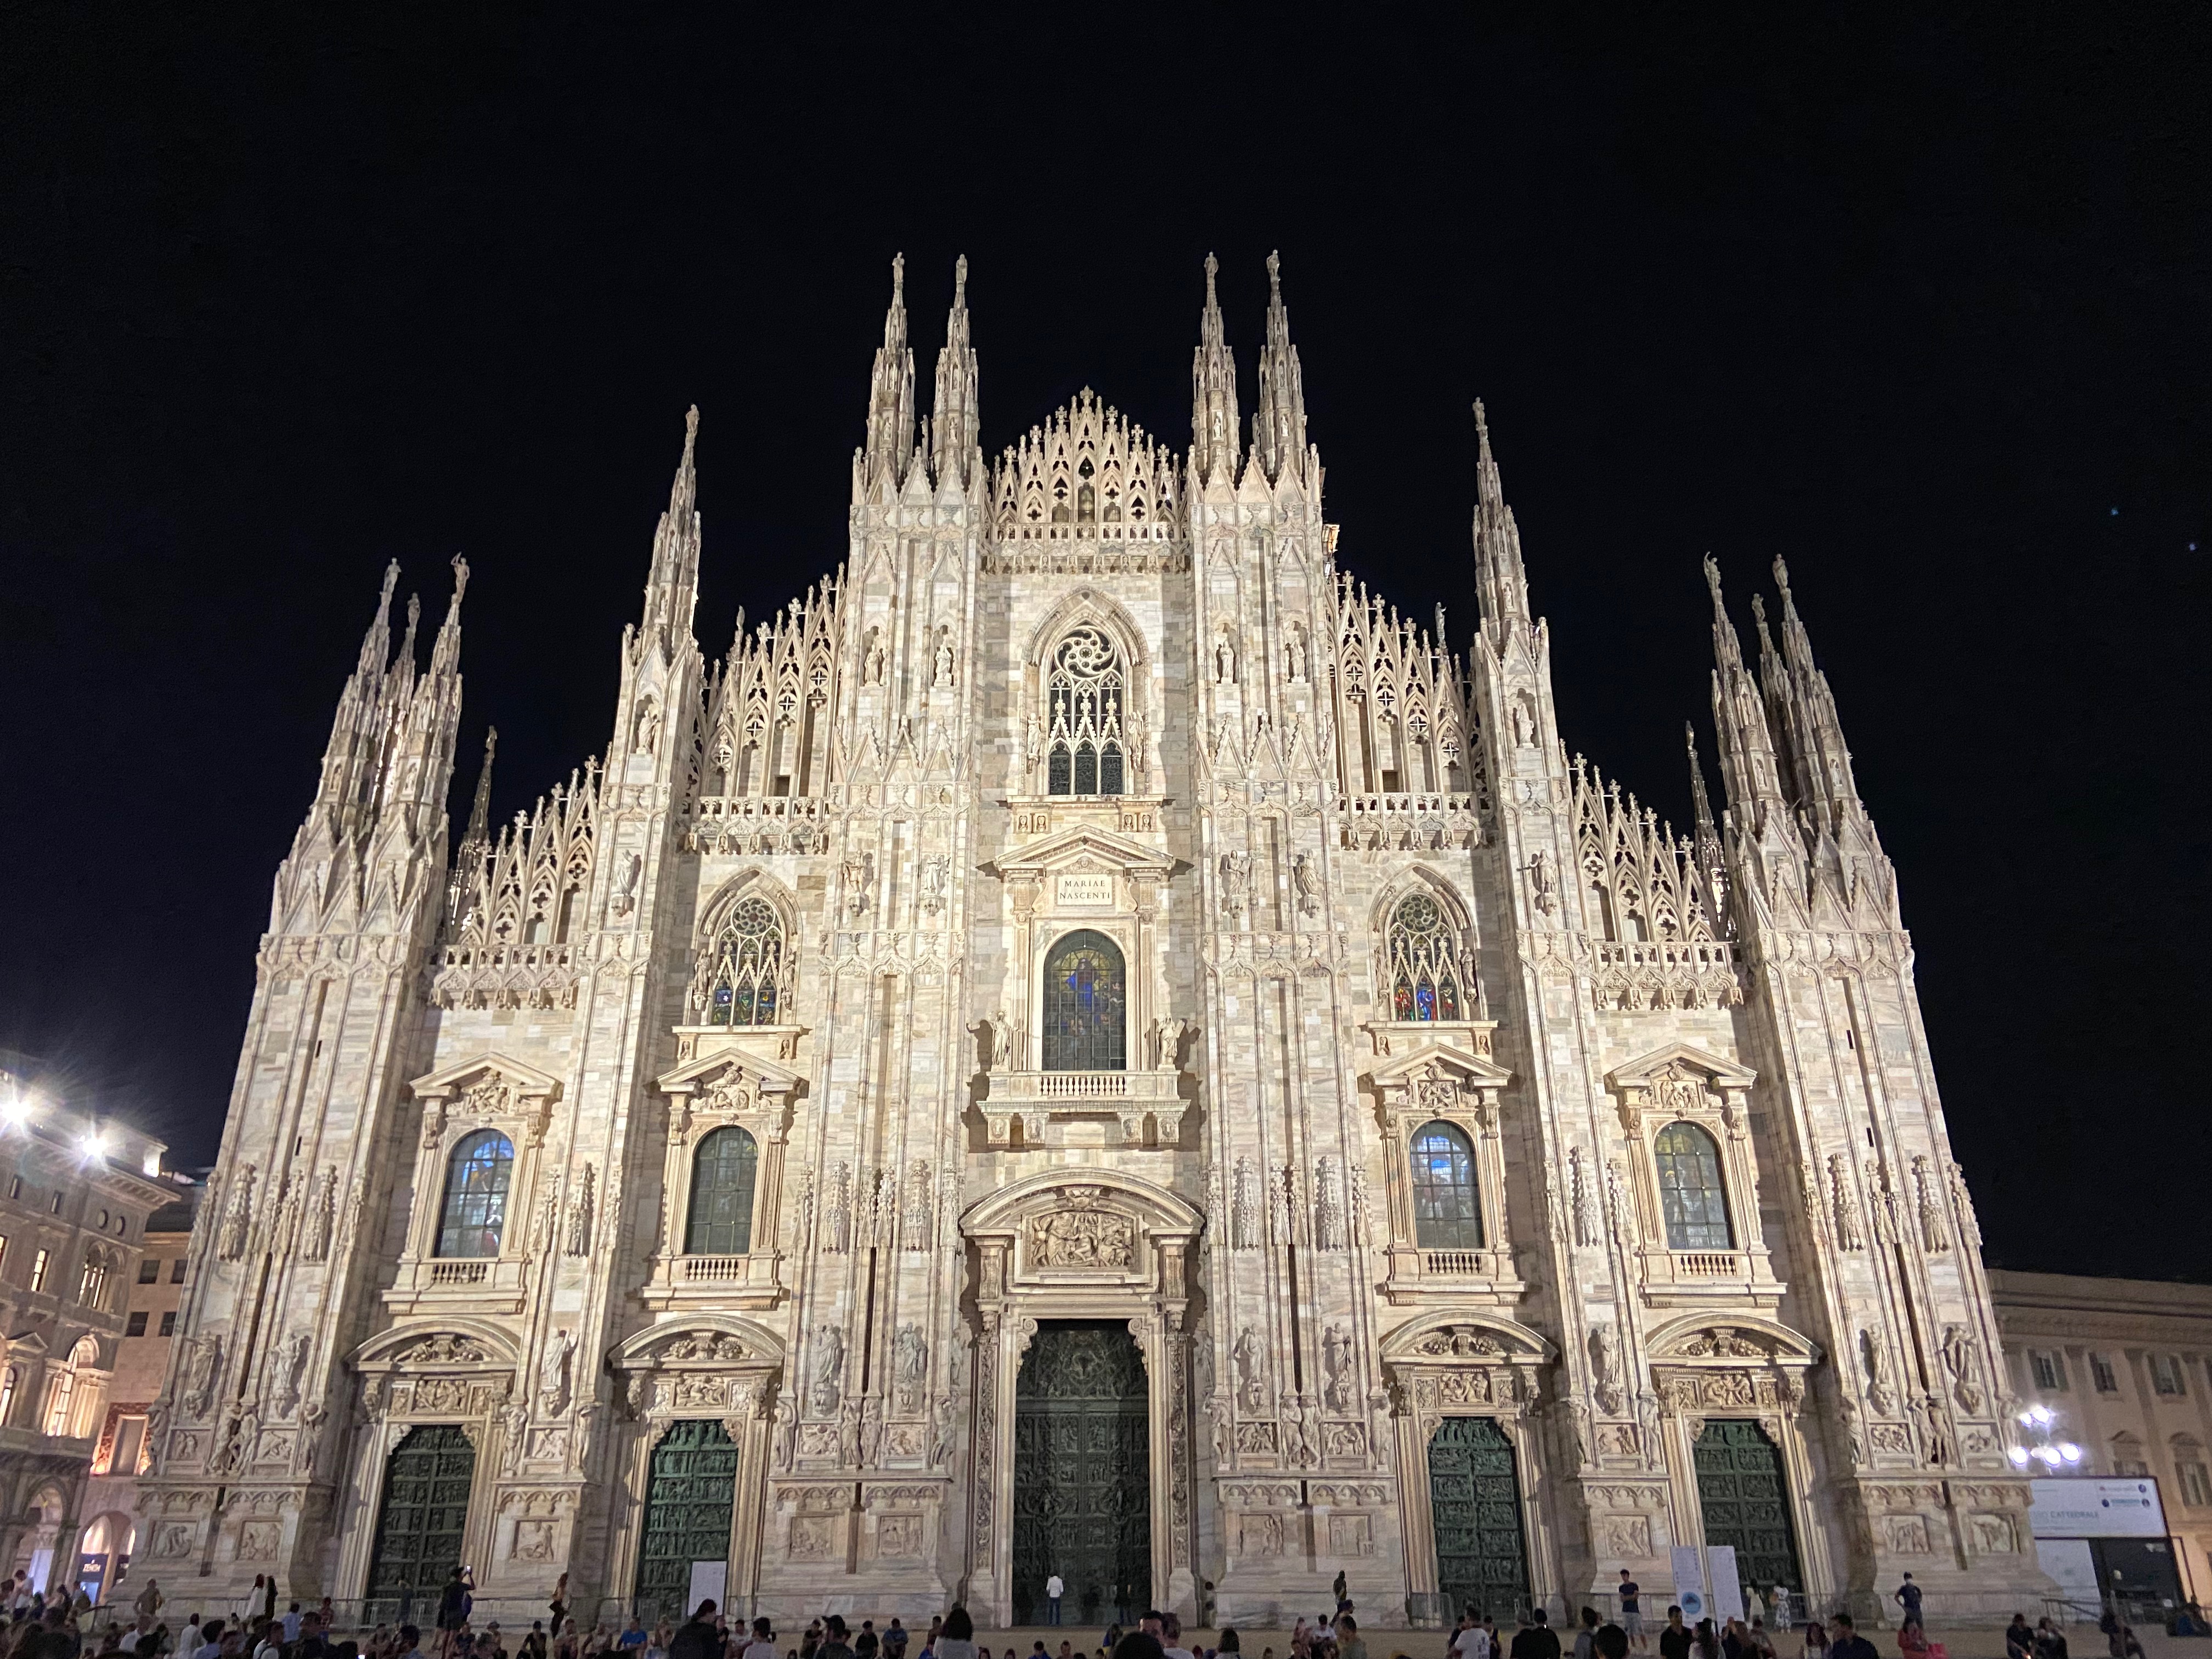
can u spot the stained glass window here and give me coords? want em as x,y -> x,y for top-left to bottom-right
704,896 -> 784,1026
685,1126 -> 759,1256
1654,1121 -> 1733,1250
1387,891 -> 1464,1021
1046,627 -> 1127,797
436,1130 -> 514,1259
1042,930 -> 1126,1071
1411,1120 -> 1485,1249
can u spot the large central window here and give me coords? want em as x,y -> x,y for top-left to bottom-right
436,1130 -> 515,1259
1654,1121 -> 1734,1250
1046,627 -> 1127,796
1387,891 -> 1465,1021
1041,929 -> 1127,1071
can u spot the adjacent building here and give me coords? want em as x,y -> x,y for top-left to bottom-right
1993,1269 -> 2212,1610
0,1072 -> 176,1596
143,253 -> 2055,1624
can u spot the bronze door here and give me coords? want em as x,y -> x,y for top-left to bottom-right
1013,1321 -> 1150,1624
1427,1417 -> 1531,1620
1694,1420 -> 1803,1596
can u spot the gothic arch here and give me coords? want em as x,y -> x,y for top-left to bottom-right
688,868 -> 800,1027
1368,866 -> 1475,941
1372,870 -> 1482,1023
693,867 -> 800,948
1024,587 -> 1150,679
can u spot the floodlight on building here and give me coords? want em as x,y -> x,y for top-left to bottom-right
78,1130 -> 110,1161
1,1088 -> 30,1127
2008,1447 -> 2030,1466
2059,1443 -> 2081,1463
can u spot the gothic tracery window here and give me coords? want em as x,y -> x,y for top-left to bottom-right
1653,1121 -> 1733,1250
704,896 -> 785,1026
1041,929 -> 1126,1072
1386,891 -> 1465,1021
436,1130 -> 515,1259
1410,1120 -> 1485,1249
685,1126 -> 760,1256
1046,627 -> 1127,797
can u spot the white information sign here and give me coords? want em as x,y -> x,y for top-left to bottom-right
686,1559 -> 727,1617
2030,1476 -> 2167,1538
1706,1544 -> 1745,1621
1057,873 -> 1114,907
1671,1543 -> 1709,1622
2035,1538 -> 2103,1619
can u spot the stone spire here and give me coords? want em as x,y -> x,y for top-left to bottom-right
447,725 -> 497,926
1190,253 -> 1240,489
861,253 -> 916,494
1251,250 -> 1308,486
1686,719 -> 1729,925
1703,555 -> 1789,832
930,255 -> 980,492
1765,555 -> 1865,832
637,408 -> 702,661
1471,400 -> 1531,632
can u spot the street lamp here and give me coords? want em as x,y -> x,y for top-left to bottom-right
2012,1404 -> 2084,1469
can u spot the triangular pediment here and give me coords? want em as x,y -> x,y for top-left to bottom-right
656,1046 -> 805,1098
1606,1041 -> 1756,1092
986,822 -> 1176,882
1367,1040 -> 1514,1091
409,1049 -> 565,1102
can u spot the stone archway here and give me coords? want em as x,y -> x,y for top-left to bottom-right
961,1171 -> 1203,1625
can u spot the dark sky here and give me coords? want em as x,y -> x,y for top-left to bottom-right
3,12 -> 2204,1277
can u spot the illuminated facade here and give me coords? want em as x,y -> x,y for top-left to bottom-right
144,255 -> 2050,1623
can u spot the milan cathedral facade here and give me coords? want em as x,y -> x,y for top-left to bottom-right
143,254 -> 2048,1624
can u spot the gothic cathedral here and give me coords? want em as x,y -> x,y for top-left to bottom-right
145,253 -> 2046,1624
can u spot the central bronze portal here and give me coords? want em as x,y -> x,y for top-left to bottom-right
1012,1320 -> 1151,1624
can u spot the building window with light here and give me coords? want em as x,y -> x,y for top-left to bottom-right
0,1367 -> 15,1426
1045,627 -> 1127,797
701,897 -> 786,1027
1410,1121 -> 1484,1250
435,1130 -> 515,1259
1386,891 -> 1466,1021
29,1248 -> 49,1293
78,1252 -> 109,1309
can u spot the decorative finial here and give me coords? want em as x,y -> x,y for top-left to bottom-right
686,404 -> 700,439
449,553 -> 470,602
1473,398 -> 1488,435
891,252 -> 904,300
1204,251 -> 1219,300
406,593 -> 421,629
380,560 -> 400,603
1685,721 -> 1699,755
953,254 -> 967,302
1771,554 -> 1793,596
1267,249 -> 1281,300
1702,552 -> 1724,599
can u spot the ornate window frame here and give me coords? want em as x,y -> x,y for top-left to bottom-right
645,1048 -> 802,1310
1365,1041 -> 1520,1304
1017,593 -> 1155,803
979,825 -> 1180,1150
685,872 -> 804,1054
1605,1043 -> 1780,1306
1378,1312 -> 1558,1616
393,1054 -> 563,1312
1367,874 -> 1487,1037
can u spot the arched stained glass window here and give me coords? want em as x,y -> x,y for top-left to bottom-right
1387,891 -> 1465,1021
1041,930 -> 1126,1072
1046,627 -> 1127,797
1410,1120 -> 1484,1250
685,1126 -> 760,1256
1653,1121 -> 1733,1250
436,1130 -> 515,1259
704,896 -> 785,1027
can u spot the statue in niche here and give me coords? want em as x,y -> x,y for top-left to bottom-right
1234,1327 -> 1266,1412
1322,1324 -> 1355,1413
633,698 -> 661,757
862,629 -> 887,686
218,1169 -> 256,1262
1291,851 -> 1322,916
1285,627 -> 1307,683
894,1325 -> 929,1414
183,1335 -> 223,1418
985,1009 -> 1016,1071
1216,633 -> 1237,684
1218,851 -> 1252,919
271,1333 -> 311,1418
811,1325 -> 845,1416
933,629 -> 955,687
538,1329 -> 574,1416
1940,1324 -> 1986,1413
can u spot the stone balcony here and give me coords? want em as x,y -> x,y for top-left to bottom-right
980,1068 -> 1186,1149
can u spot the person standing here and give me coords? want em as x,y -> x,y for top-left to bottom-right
1509,1612 -> 1560,1659
1573,1611 -> 1600,1659
135,1585 -> 166,1626
1658,1611 -> 1691,1659
1618,1577 -> 1644,1656
1822,1618 -> 1875,1659
1892,1578 -> 1922,1634
1047,1578 -> 1065,1629
669,1607 -> 723,1659
1334,1620 -> 1365,1659
1333,1576 -> 1349,1615
740,1620 -> 777,1659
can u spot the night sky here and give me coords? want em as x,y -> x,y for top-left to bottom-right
4,14 -> 2204,1277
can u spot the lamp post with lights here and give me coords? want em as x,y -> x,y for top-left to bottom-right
2009,1403 -> 2084,1471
